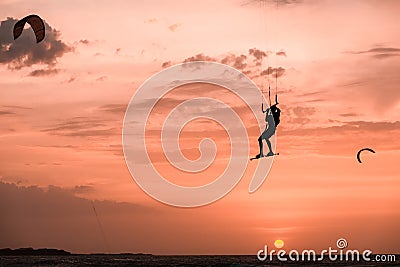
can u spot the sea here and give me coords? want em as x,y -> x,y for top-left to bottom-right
1,255 -> 399,267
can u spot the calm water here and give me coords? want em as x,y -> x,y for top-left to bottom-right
0,255 -> 398,267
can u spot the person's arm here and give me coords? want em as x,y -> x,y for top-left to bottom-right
262,103 -> 268,113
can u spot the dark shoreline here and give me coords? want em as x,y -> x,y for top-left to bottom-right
0,248 -> 152,256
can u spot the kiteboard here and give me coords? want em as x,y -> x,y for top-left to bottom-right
250,153 -> 279,161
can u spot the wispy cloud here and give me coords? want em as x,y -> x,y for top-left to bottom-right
66,76 -> 76,83
99,104 -> 127,115
2,105 -> 32,110
282,105 -> 316,125
276,50 -> 287,57
71,184 -> 95,194
279,120 -> 400,153
0,110 -> 15,116
351,47 -> 400,54
41,116 -> 119,138
339,113 -> 359,117
241,0 -> 303,7
161,48 -> 285,78
168,23 -> 181,32
161,61 -> 172,68
183,53 -> 218,63
78,39 -> 90,45
345,46 -> 400,59
95,76 -> 107,82
28,68 -> 60,77
221,54 -> 247,70
144,18 -> 157,24
260,66 -> 285,78
372,53 -> 400,59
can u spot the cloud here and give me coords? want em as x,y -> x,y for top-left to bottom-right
233,54 -> 247,69
356,47 -> 400,53
276,50 -> 287,57
0,181 -> 158,253
339,113 -> 359,117
336,55 -> 400,111
249,48 -> 267,60
248,48 -> 267,66
134,97 -> 185,115
2,105 -> 32,110
66,76 -> 76,83
0,110 -> 15,115
243,70 -> 252,75
278,120 -> 400,155
161,61 -> 171,68
41,116 -> 119,138
0,105 -> 34,118
79,39 -> 90,45
95,76 -> 107,82
220,53 -> 235,64
221,53 -> 247,70
178,49 -> 275,71
101,144 -> 124,157
340,121 -> 400,132
183,53 -> 218,63
241,0 -> 302,7
281,120 -> 400,136
28,68 -> 60,77
282,105 -> 316,125
71,185 -> 95,194
372,53 -> 400,59
74,39 -> 98,46
260,66 -> 285,77
295,90 -> 327,98
346,46 -> 400,59
144,18 -> 157,24
277,0 -> 302,5
99,104 -> 127,115
0,181 -> 271,254
0,105 -> 30,117
168,23 -> 181,32
0,17 -> 73,70
166,49 -> 286,80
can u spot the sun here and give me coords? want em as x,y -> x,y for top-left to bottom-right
274,239 -> 284,249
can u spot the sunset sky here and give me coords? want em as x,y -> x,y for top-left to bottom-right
0,0 -> 399,255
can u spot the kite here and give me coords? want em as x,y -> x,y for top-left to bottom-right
357,148 -> 375,163
13,14 -> 45,43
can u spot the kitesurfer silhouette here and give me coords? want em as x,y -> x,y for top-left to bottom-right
255,101 -> 280,159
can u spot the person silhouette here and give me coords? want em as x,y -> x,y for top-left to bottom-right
255,102 -> 280,158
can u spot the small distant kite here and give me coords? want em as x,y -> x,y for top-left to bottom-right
357,148 -> 375,163
13,14 -> 45,43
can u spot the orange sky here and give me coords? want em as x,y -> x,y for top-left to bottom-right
0,0 -> 399,255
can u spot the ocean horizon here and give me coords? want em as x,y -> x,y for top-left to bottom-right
1,254 -> 399,267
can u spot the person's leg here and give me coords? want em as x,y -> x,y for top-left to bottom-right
263,128 -> 276,156
266,139 -> 273,155
257,135 -> 263,156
